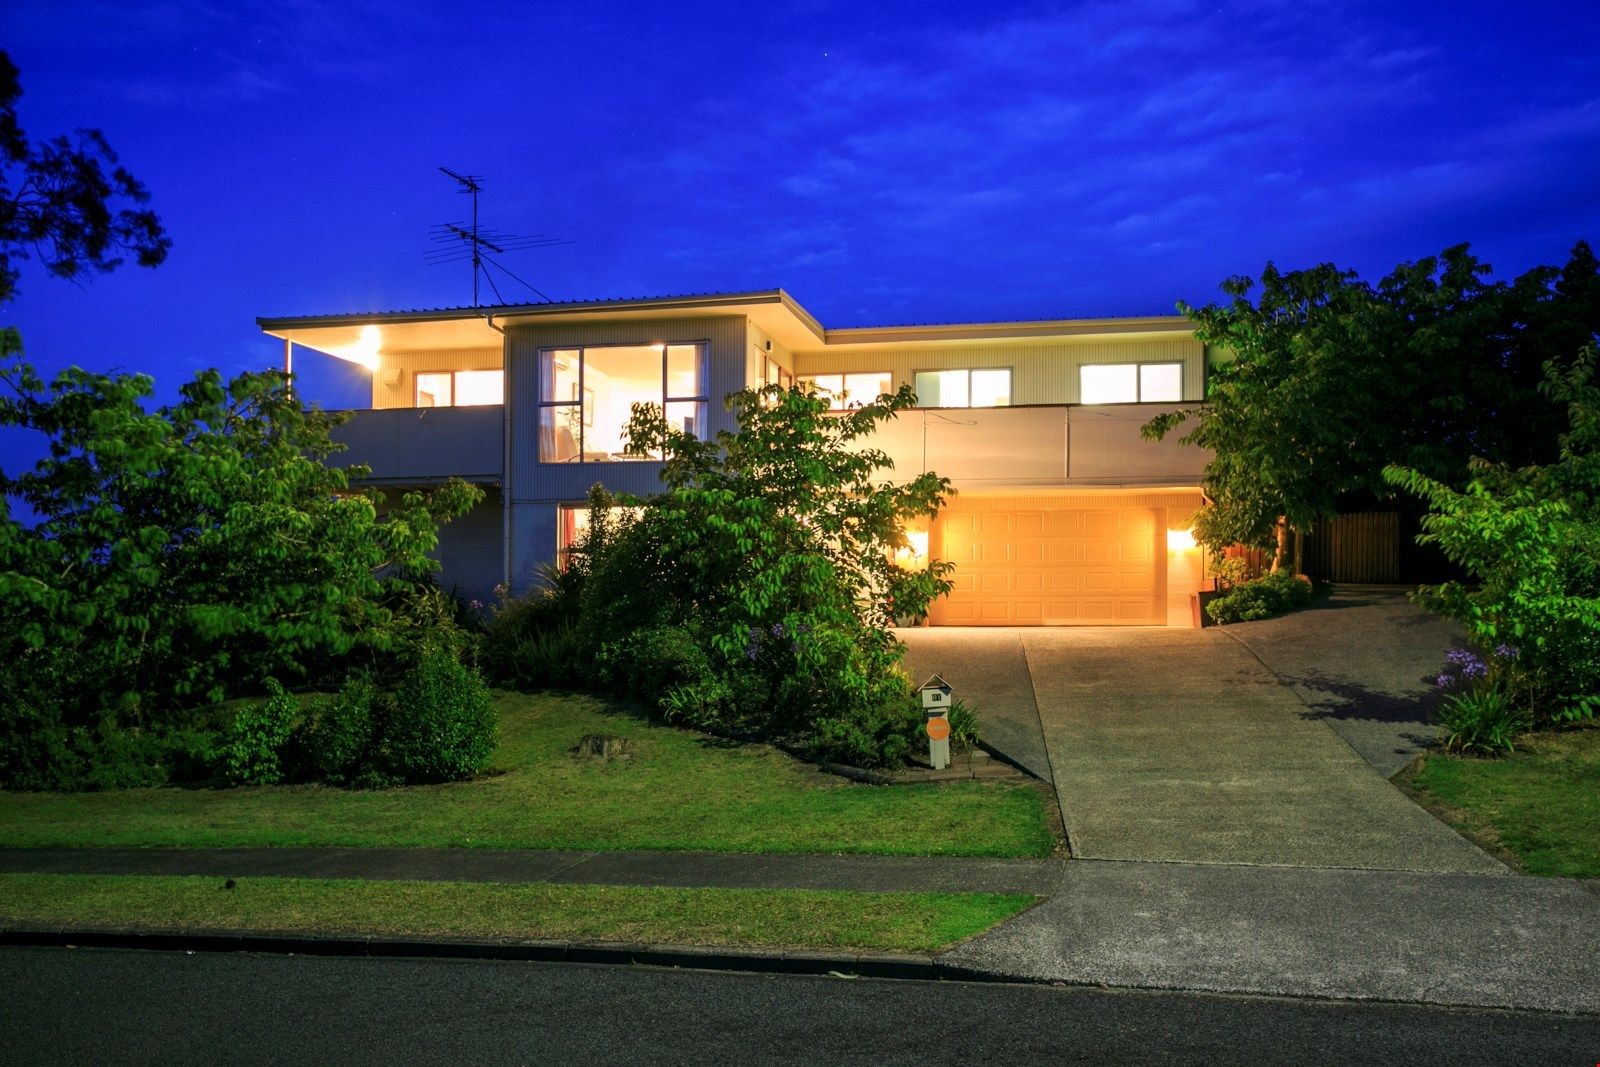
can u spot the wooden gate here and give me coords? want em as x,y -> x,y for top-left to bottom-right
1305,512 -> 1401,583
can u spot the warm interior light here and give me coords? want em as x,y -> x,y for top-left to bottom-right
1167,527 -> 1198,552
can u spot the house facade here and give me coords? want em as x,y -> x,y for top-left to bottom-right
259,289 -> 1214,627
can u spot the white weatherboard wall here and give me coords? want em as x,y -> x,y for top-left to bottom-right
370,347 -> 505,409
792,338 -> 1205,404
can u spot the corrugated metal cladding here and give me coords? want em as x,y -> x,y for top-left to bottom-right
505,315 -> 748,505
370,347 -> 504,409
791,338 -> 1205,404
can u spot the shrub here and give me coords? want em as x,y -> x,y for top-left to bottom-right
304,674 -> 383,786
598,625 -> 713,708
386,646 -> 497,783
1206,571 -> 1313,624
220,679 -> 297,786
1437,686 -> 1530,757
945,698 -> 980,747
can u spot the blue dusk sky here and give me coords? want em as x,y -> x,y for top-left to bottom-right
2,0 -> 1598,414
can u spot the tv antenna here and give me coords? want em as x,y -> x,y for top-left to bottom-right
428,167 -> 571,306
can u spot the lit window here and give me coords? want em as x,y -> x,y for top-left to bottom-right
799,371 -> 892,410
913,368 -> 1012,408
412,369 -> 503,408
1080,362 -> 1184,403
538,343 -> 708,462
557,503 -> 645,569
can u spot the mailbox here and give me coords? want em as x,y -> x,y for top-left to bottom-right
919,675 -> 952,710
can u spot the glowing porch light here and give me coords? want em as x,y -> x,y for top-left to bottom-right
347,324 -> 382,370
1167,527 -> 1198,552
895,527 -> 931,568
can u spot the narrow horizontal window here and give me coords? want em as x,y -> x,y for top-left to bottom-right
413,369 -> 503,408
1080,362 -> 1184,403
913,368 -> 1011,408
798,371 -> 892,410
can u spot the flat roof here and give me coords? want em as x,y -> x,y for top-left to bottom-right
259,288 -> 1194,365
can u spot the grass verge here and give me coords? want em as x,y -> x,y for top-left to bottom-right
0,873 -> 1035,953
0,692 -> 1055,858
1406,723 -> 1600,878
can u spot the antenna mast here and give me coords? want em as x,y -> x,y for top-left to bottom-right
429,168 -> 570,306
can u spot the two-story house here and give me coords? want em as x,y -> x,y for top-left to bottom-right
259,289 -> 1214,627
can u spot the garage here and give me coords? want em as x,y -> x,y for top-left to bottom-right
926,493 -> 1199,626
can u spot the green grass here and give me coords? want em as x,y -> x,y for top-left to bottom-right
1410,722 -> 1600,878
0,873 -> 1035,953
0,692 -> 1055,858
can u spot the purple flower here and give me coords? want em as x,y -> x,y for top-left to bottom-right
747,626 -> 760,638
796,623 -> 811,634
770,623 -> 785,638
1461,660 -> 1488,680
1494,644 -> 1518,661
744,643 -> 759,662
1445,648 -> 1478,668
1435,673 -> 1455,689
789,640 -> 800,654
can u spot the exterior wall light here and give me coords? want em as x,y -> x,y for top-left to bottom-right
1167,527 -> 1198,552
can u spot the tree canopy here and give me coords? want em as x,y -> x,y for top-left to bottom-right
1145,242 -> 1600,566
0,49 -> 170,303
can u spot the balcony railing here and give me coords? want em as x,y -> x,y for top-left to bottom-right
857,402 -> 1208,487
328,405 -> 503,485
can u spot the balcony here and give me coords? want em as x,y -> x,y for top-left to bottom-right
859,403 -> 1208,488
328,405 -> 503,485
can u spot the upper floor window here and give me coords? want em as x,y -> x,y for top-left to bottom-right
1079,362 -> 1183,404
538,343 -> 707,463
913,368 -> 1011,408
414,369 -> 503,407
764,357 -> 794,389
799,371 -> 892,410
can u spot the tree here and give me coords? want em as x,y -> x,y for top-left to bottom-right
1383,346 -> 1600,725
564,383 -> 955,766
0,50 -> 170,303
1145,243 -> 1600,570
0,352 -> 482,788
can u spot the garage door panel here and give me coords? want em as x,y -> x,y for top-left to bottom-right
931,504 -> 1164,626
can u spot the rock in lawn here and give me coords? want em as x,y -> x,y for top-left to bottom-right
572,734 -> 634,760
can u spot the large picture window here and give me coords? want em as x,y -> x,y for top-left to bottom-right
414,368 -> 504,407
538,343 -> 707,462
1079,362 -> 1184,404
798,371 -> 892,410
913,368 -> 1011,408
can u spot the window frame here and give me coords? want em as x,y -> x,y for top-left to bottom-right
537,341 -> 710,464
1078,361 -> 1185,404
911,366 -> 1013,409
412,368 -> 505,408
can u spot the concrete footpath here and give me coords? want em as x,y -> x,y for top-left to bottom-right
3,847 -> 1598,1014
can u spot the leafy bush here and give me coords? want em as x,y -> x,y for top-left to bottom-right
220,680 -> 297,786
1386,347 -> 1600,726
568,385 -> 954,767
386,646 -> 497,783
303,675 -> 382,786
1206,571 -> 1313,624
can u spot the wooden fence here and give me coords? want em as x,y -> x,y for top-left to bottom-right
1304,511 -> 1401,583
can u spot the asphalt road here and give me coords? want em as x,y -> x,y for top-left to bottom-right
2,948 -> 1596,1065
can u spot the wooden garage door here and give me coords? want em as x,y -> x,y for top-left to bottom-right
929,506 -> 1164,625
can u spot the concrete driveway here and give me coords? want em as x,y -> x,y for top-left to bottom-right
898,588 -> 1501,874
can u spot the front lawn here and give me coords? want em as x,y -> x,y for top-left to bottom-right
0,873 -> 1035,953
0,692 -> 1055,858
1408,723 -> 1600,878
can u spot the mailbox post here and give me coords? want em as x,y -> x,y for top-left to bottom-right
918,675 -> 953,771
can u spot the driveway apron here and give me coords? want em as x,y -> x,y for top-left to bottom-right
1022,627 -> 1502,872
